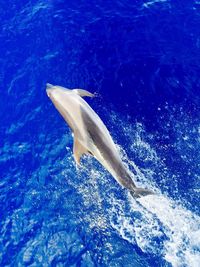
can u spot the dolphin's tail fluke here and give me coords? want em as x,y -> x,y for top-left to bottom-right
130,187 -> 155,198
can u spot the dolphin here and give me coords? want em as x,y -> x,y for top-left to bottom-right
46,83 -> 154,198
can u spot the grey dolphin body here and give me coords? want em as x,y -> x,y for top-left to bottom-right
46,83 -> 153,198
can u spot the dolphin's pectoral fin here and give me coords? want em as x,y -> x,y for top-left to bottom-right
73,138 -> 89,165
73,89 -> 95,98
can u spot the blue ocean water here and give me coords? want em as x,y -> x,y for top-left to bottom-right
1,0 -> 200,266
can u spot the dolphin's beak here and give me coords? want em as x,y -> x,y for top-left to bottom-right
46,83 -> 54,97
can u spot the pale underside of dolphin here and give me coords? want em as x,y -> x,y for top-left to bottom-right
46,83 -> 154,198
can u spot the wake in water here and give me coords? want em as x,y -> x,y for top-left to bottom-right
110,194 -> 200,267
72,110 -> 200,267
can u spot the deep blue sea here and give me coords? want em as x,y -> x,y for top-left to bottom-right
1,0 -> 200,266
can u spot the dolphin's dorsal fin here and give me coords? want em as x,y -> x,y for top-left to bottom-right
73,89 -> 95,98
73,137 -> 89,165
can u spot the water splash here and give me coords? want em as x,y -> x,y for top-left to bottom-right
109,193 -> 200,267
104,112 -> 200,267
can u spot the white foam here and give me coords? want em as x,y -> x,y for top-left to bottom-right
109,194 -> 200,266
140,196 -> 200,266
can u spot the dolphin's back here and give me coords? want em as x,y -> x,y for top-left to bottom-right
78,96 -> 154,197
79,99 -> 137,190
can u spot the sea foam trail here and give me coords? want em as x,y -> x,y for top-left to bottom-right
138,196 -> 200,267
109,185 -> 200,267
78,157 -> 200,266
105,115 -> 200,267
